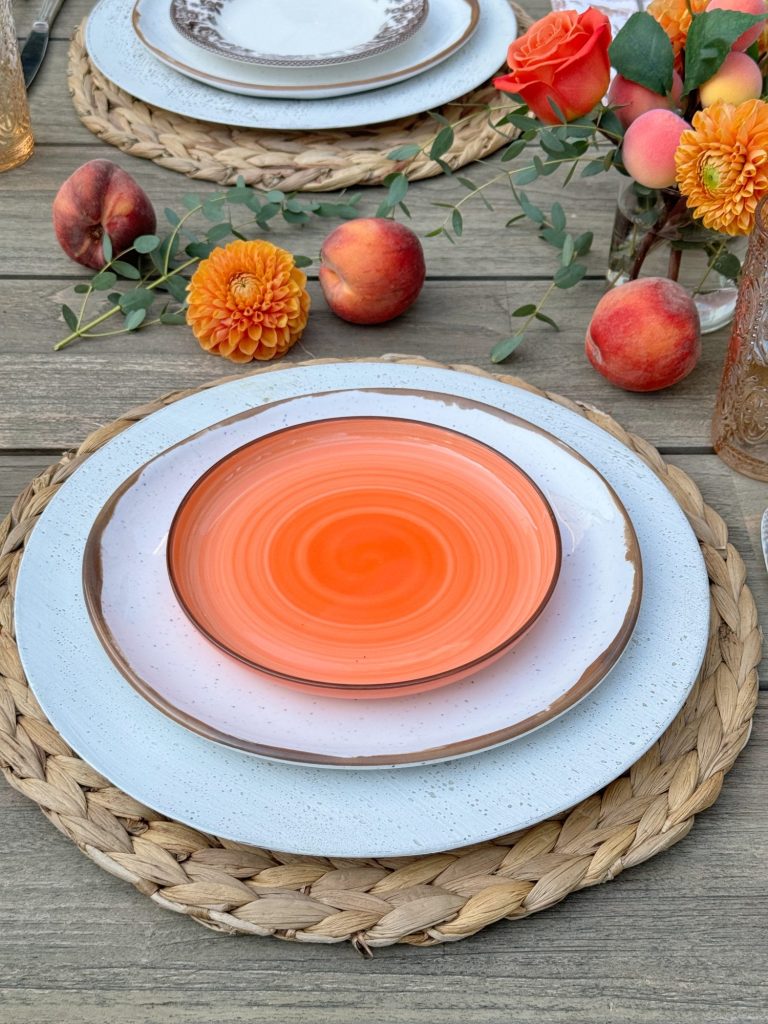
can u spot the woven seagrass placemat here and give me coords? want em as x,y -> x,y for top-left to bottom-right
66,5 -> 532,190
0,356 -> 760,952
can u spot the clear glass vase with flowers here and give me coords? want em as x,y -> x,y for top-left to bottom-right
383,1 -> 768,362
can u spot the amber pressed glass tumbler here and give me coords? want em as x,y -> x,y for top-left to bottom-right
712,197 -> 768,481
0,0 -> 34,173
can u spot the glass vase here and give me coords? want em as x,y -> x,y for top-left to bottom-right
712,197 -> 768,481
0,0 -> 34,173
607,180 -> 746,334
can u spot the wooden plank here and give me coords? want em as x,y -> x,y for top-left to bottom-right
0,697 -> 764,1023
0,142 -> 616,278
0,278 -> 731,450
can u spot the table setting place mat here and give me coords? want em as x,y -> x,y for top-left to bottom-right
67,1 -> 533,190
0,356 -> 760,953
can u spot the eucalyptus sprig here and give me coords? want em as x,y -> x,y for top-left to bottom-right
56,177 -> 361,351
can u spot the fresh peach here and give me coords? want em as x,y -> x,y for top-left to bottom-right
585,278 -> 701,391
621,109 -> 689,189
607,72 -> 684,129
319,218 -> 426,325
706,0 -> 767,50
52,159 -> 156,270
699,51 -> 763,105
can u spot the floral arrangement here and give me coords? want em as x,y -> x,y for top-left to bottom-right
384,1 -> 768,360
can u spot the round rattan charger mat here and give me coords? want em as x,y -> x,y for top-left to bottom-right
0,356 -> 760,953
67,5 -> 532,191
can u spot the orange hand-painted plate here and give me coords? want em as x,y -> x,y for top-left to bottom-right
167,418 -> 561,696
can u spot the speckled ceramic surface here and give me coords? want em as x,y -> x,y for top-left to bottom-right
86,0 -> 515,130
82,389 -> 639,766
133,0 -> 478,100
14,364 -> 709,858
170,0 -> 428,68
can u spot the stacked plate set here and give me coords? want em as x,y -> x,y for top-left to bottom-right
83,0 -> 518,129
15,362 -> 711,859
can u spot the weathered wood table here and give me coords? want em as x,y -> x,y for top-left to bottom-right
1,0 -> 766,1020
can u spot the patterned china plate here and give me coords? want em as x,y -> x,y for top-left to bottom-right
15,364 -> 709,857
133,0 -> 479,99
170,0 -> 428,68
82,388 -> 639,766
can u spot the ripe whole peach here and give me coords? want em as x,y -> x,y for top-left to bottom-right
706,0 -> 767,50
585,278 -> 701,391
699,51 -> 763,105
319,218 -> 426,325
607,72 -> 683,129
52,159 -> 156,270
621,109 -> 689,188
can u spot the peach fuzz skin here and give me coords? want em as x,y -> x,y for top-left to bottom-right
585,278 -> 701,392
699,51 -> 763,105
52,159 -> 156,270
621,109 -> 689,188
706,0 -> 767,50
319,218 -> 426,325
607,72 -> 683,129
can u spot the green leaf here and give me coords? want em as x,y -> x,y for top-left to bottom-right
399,200 -> 412,219
452,209 -> 463,237
512,304 -> 537,317
684,10 -> 768,92
561,233 -> 575,266
206,223 -> 233,242
574,231 -> 594,256
546,97 -> 566,124
164,275 -> 189,303
490,335 -> 525,363
91,270 -> 118,291
228,187 -> 252,205
430,125 -> 455,161
425,227 -> 444,237
515,166 -> 539,186
505,214 -> 526,227
73,283 -> 90,294
609,12 -> 674,94
266,189 -> 285,204
501,139 -> 526,162
202,199 -> 224,221
61,304 -> 78,331
101,234 -> 113,263
535,311 -> 560,331
550,203 -> 566,232
539,227 -> 566,248
124,308 -> 146,331
185,241 -> 215,260
504,112 -> 537,132
554,262 -> 588,289
428,110 -> 450,125
519,191 -> 544,224
182,194 -> 200,211
293,255 -> 313,268
581,158 -> 606,178
164,207 -> 181,226
597,107 -> 625,140
133,234 -> 160,254
282,209 -> 310,225
712,250 -> 741,281
386,173 -> 409,208
160,309 -> 188,325
388,143 -> 422,161
118,287 -> 155,313
112,260 -> 141,280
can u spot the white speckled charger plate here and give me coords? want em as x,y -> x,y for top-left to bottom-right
14,363 -> 709,858
83,388 -> 641,767
85,0 -> 515,130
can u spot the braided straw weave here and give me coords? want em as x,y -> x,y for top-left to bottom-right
0,357 -> 760,952
66,5 -> 532,190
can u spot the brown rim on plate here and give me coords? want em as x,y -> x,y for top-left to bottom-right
132,0 -> 479,94
169,0 -> 429,68
82,389 -> 643,767
164,416 -> 563,691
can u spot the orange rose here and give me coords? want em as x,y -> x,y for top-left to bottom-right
494,8 -> 611,125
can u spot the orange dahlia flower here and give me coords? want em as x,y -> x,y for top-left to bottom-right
648,0 -> 707,54
675,99 -> 768,235
186,239 -> 310,362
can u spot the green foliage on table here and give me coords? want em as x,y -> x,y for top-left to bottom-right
56,178 -> 361,351
609,13 -> 674,95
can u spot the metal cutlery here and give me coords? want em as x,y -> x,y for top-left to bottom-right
20,0 -> 66,89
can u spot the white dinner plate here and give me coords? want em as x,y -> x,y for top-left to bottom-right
170,0 -> 428,68
86,0 -> 515,130
133,0 -> 479,99
14,363 -> 709,858
82,388 -> 641,767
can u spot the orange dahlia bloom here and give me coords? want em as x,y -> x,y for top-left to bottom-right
675,99 -> 768,235
186,239 -> 310,362
648,0 -> 707,54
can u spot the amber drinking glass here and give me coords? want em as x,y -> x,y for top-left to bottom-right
712,197 -> 768,481
0,0 -> 34,172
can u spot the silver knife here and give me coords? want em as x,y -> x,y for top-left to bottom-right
20,0 -> 66,89
761,509 -> 768,573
